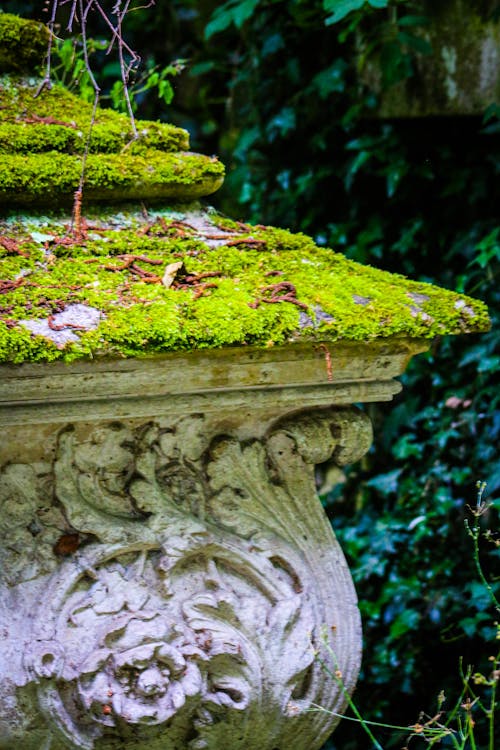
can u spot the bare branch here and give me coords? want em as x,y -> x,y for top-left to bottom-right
35,0 -> 156,231
34,0 -> 58,97
92,0 -> 140,59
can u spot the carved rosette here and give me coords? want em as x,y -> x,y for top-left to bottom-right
3,407 -> 373,750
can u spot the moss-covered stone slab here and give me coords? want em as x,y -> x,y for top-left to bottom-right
0,14 -> 225,205
0,12 -> 490,367
0,204 -> 490,364
0,150 -> 225,205
0,12 -> 49,74
0,78 -> 190,154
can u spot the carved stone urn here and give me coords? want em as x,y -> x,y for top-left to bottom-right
0,14 -> 491,750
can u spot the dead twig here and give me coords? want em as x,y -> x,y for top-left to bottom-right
249,280 -> 309,311
21,113 -> 78,129
224,237 -> 267,248
192,282 -> 219,300
104,253 -> 163,271
0,237 -> 29,257
182,271 -> 222,284
260,295 -> 309,310
129,264 -> 161,283
138,218 -> 198,237
0,278 -> 26,294
48,313 -> 86,331
261,281 -> 298,296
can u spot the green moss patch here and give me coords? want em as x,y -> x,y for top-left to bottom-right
0,74 -> 225,205
0,151 -> 225,205
0,79 -> 190,154
0,13 -> 49,74
0,204 -> 490,364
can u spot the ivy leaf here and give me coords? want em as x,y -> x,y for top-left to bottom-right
324,0 -> 388,25
389,608 -> 420,639
324,0 -> 366,25
345,150 -> 371,190
398,14 -> 430,27
470,227 -> 500,269
311,61 -> 347,98
261,33 -> 285,57
366,468 -> 403,496
380,40 -> 412,86
234,125 -> 261,160
398,31 -> 433,56
266,107 -> 296,141
189,60 -> 215,76
205,0 -> 261,38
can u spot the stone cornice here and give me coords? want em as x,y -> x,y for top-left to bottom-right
0,338 -> 427,426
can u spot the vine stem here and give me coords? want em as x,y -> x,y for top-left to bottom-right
315,638 -> 385,750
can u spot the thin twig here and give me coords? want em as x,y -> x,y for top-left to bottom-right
34,0 -> 58,97
114,1 -> 139,139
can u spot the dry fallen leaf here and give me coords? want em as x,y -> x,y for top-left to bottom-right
162,261 -> 184,289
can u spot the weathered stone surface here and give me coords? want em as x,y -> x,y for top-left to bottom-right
0,342 -> 421,749
0,395 -> 373,750
0,339 -> 427,426
361,0 -> 500,117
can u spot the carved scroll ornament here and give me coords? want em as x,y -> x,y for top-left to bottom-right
0,407 -> 372,750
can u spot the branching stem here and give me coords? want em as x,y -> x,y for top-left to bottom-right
39,0 -> 154,234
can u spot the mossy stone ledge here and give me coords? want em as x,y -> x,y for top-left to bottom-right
0,203 -> 491,365
0,11 -> 49,74
0,14 -> 224,205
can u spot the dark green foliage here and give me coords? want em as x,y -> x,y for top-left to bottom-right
4,1 -> 500,746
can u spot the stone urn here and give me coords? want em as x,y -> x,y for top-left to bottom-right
0,14 -> 490,750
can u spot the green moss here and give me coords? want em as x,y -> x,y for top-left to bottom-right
0,151 -> 225,205
0,13 -> 49,74
0,76 -> 224,205
0,120 -> 189,155
0,18 -> 490,363
0,79 -> 190,154
0,42 -> 226,205
0,205 -> 490,364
